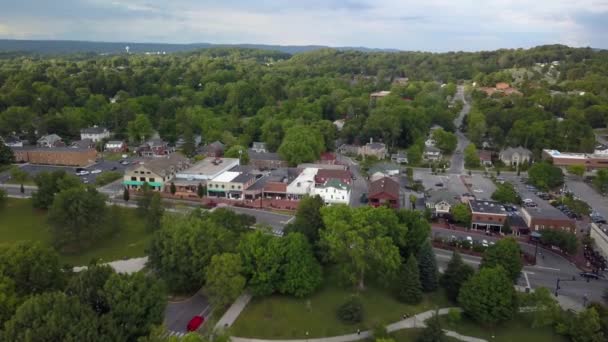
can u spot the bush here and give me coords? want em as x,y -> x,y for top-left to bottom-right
95,171 -> 122,186
372,321 -> 389,339
447,308 -> 461,324
337,296 -> 364,324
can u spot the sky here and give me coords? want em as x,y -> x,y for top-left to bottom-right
0,0 -> 607,51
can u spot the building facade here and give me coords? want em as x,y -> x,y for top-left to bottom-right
368,176 -> 400,209
313,179 -> 351,205
521,207 -> 576,233
80,126 -> 111,142
499,146 -> 532,166
542,149 -> 608,170
105,141 -> 127,153
12,146 -> 97,166
206,171 -> 257,200
123,154 -> 189,191
469,200 -> 508,232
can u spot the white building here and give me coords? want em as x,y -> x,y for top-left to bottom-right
287,168 -> 318,199
313,179 -> 351,205
80,126 -> 111,142
175,158 -> 240,182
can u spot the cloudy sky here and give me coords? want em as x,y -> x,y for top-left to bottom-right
1,0 -> 607,51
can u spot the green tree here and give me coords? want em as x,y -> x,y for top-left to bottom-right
137,183 -> 153,216
2,292 -> 103,342
417,241 -> 439,292
103,272 -> 167,341
440,251 -> 475,302
127,113 -> 153,143
491,183 -> 521,204
0,242 -> 64,296
567,165 -> 586,177
397,210 -> 430,257
320,206 -> 402,289
66,263 -> 114,315
432,129 -> 458,154
10,166 -> 28,185
480,238 -> 522,283
397,255 -> 423,304
539,229 -> 578,255
31,170 -> 81,209
181,127 -> 196,157
406,144 -> 423,165
205,253 -> 246,309
458,266 -> 517,325
225,145 -> 250,164
278,125 -> 325,166
519,287 -> 560,328
48,186 -> 114,253
0,188 -> 5,209
593,169 -> 608,195
337,295 -> 364,324
568,307 -> 605,342
0,139 -> 15,165
238,230 -> 283,296
451,203 -> 471,226
197,183 -> 205,198
0,275 -> 18,327
284,195 -> 325,244
278,233 -> 323,297
146,192 -> 165,231
123,187 -> 130,202
170,182 -> 176,195
528,162 -> 564,190
417,310 -> 446,342
464,144 -> 480,168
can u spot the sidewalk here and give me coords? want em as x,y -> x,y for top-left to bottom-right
215,293 -> 252,330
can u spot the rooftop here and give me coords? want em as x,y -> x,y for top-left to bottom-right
369,176 -> 399,198
81,126 -> 108,134
212,171 -> 240,183
469,200 -> 507,215
129,154 -> 189,176
12,145 -> 94,153
317,179 -> 350,191
427,189 -> 459,205
543,149 -> 587,159
523,206 -> 573,220
232,173 -> 256,184
315,169 -> 352,181
371,90 -> 391,97
249,150 -> 282,161
179,158 -> 239,177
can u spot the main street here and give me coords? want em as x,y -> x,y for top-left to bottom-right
448,85 -> 471,174
337,153 -> 368,208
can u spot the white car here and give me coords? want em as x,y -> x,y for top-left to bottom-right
466,236 -> 473,242
76,170 -> 90,176
482,239 -> 489,247
90,169 -> 102,174
473,189 -> 483,193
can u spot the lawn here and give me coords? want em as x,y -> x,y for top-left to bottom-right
101,152 -> 128,161
390,329 -> 460,342
438,315 -> 568,342
0,198 -> 152,265
231,272 -> 451,339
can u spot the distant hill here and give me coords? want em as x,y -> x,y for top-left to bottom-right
0,39 -> 400,55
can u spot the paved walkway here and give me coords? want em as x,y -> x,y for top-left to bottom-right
215,293 -> 252,330
73,256 -> 148,274
231,308 -> 486,342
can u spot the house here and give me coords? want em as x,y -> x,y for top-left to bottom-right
521,207 -> 576,233
313,179 -> 351,205
499,146 -> 532,166
80,126 -> 110,142
314,169 -> 352,185
318,152 -> 337,165
206,171 -> 258,200
37,134 -> 64,148
333,119 -> 345,131
287,168 -> 319,200
70,139 -> 95,149
175,135 -> 202,148
478,150 -> 493,166
542,149 -> 608,170
298,163 -> 347,171
424,146 -> 442,161
251,142 -> 268,153
358,139 -> 387,159
105,140 -> 128,153
12,146 -> 97,167
337,144 -> 359,155
368,162 -> 400,177
368,176 -> 400,209
200,141 -> 225,158
123,154 -> 190,191
370,91 -> 391,100
391,152 -> 408,164
249,150 -> 289,170
426,189 -> 459,218
1,136 -> 23,147
469,200 -> 508,232
425,137 -> 436,147
137,139 -> 174,157
392,77 -> 409,86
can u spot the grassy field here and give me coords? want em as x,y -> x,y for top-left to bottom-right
231,273 -> 451,339
439,315 -> 568,342
390,329 -> 460,342
0,198 -> 152,265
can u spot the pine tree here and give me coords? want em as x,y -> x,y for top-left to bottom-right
170,182 -> 176,195
417,310 -> 446,342
123,188 -> 130,202
417,241 -> 439,292
440,251 -> 474,302
20,183 -> 24,194
397,254 -> 423,304
197,183 -> 205,198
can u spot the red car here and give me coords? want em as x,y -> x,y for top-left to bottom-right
187,315 -> 205,332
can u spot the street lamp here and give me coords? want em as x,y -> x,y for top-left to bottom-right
554,276 -> 576,297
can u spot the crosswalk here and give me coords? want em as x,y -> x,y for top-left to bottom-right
166,330 -> 186,338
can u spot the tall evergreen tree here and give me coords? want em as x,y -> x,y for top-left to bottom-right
417,241 -> 439,292
197,183 -> 205,198
146,192 -> 164,231
397,254 -> 423,304
123,187 -> 130,202
440,251 -> 475,302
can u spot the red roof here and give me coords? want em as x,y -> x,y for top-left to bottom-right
320,152 -> 336,161
368,177 -> 399,200
314,169 -> 352,183
264,182 -> 287,193
478,150 -> 492,161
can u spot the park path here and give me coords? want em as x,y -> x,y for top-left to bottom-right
215,293 -> 252,330
230,308 -> 486,342
73,256 -> 148,274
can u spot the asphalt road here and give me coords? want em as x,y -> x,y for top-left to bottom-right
336,154 -> 368,208
448,85 -> 471,175
164,293 -> 212,335
221,205 -> 294,230
565,177 -> 608,219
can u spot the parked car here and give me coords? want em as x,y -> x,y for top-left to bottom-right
120,160 -> 130,165
482,239 -> 489,247
435,182 -> 444,187
466,236 -> 473,242
91,169 -> 102,174
76,170 -> 89,176
187,315 -> 205,332
579,272 -> 602,281
111,166 -> 118,171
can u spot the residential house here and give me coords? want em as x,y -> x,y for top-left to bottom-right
251,142 -> 268,153
370,91 -> 391,100
333,119 -> 345,131
499,146 -> 532,166
318,152 -> 337,165
368,176 -> 400,209
391,152 -> 408,164
337,144 -> 359,155
200,141 -> 225,158
249,150 -> 289,170
206,171 -> 258,200
123,154 -> 190,191
426,189 -> 459,218
314,169 -> 352,185
358,139 -> 387,159
105,140 -> 128,153
392,77 -> 409,86
37,134 -> 64,148
12,146 -> 97,167
287,168 -> 319,200
313,179 -> 351,205
70,139 -> 95,149
478,150 -> 493,166
368,162 -> 400,177
1,136 -> 23,147
424,146 -> 442,161
137,139 -> 174,157
469,200 -> 508,232
80,126 -> 110,142
521,207 -> 576,233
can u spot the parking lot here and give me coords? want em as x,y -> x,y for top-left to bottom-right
413,171 -> 468,195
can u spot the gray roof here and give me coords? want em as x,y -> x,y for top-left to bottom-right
391,152 -> 407,158
368,162 -> 400,175
469,200 -> 506,214
71,139 -> 94,149
366,142 -> 386,150
249,150 -> 282,161
427,189 -> 459,205
500,146 -> 532,158
80,126 -> 108,134
130,154 -> 189,177
252,142 -> 266,148
523,206 -> 572,220
12,145 -> 93,152
106,140 -> 125,145
425,146 -> 441,153
232,173 -> 256,184
247,175 -> 270,191
38,134 -> 62,143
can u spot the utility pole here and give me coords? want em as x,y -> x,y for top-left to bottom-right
554,276 -> 576,297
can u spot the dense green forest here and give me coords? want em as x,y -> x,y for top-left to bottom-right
0,44 -> 606,157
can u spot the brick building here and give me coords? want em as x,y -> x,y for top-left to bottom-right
12,146 -> 97,166
469,200 -> 508,232
368,176 -> 400,209
542,149 -> 608,170
521,207 -> 576,233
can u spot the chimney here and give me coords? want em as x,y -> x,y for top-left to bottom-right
370,137 -> 373,144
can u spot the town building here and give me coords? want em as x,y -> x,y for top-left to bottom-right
199,141 -> 225,158
317,152 -> 337,165
206,171 -> 258,200
368,176 -> 400,209
37,134 -> 64,148
499,146 -> 532,166
287,168 -> 318,200
358,139 -> 387,159
337,144 -> 359,156
542,149 -> 608,170
70,139 -> 95,149
1,136 -> 23,147
298,163 -> 347,171
521,207 -> 576,233
313,179 -> 351,205
314,169 -> 352,185
175,157 -> 240,183
391,152 -> 408,164
469,200 -> 508,232
11,146 -> 97,167
478,150 -> 493,166
249,150 -> 289,170
424,146 -> 442,161
137,139 -> 174,157
251,142 -> 268,153
105,140 -> 128,153
80,126 -> 110,142
477,83 -> 522,97
123,154 -> 189,191
426,189 -> 459,218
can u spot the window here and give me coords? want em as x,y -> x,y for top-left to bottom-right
140,177 -> 146,182
231,185 -> 234,189
238,186 -> 241,189
131,177 -> 136,181
134,171 -> 138,174
149,178 -> 155,182
147,171 -> 151,174
221,185 -> 225,189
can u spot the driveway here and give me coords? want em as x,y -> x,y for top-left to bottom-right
222,206 -> 294,230
565,178 -> 608,219
164,293 -> 212,335
336,154 -> 368,208
448,85 -> 471,175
